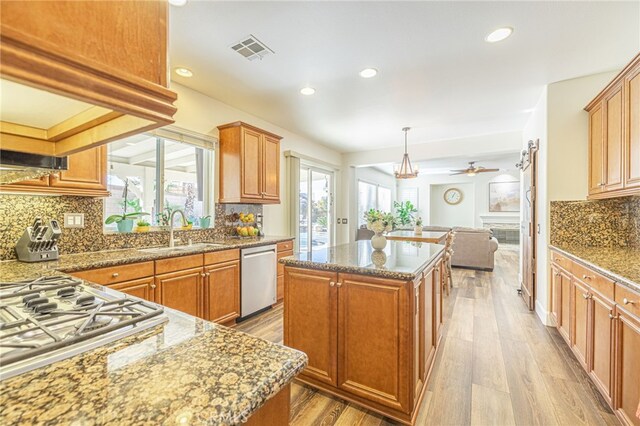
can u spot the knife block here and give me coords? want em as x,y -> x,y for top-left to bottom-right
15,227 -> 59,262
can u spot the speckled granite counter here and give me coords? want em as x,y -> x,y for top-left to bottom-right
0,236 -> 293,281
0,235 -> 307,425
280,240 -> 444,280
550,245 -> 640,292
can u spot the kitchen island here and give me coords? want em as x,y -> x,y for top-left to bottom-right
0,239 -> 307,426
280,240 -> 446,425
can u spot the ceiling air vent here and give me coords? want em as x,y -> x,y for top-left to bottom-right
231,35 -> 274,61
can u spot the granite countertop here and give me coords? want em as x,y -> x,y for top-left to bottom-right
0,235 -> 306,425
280,240 -> 445,281
0,297 -> 307,425
386,230 -> 448,243
0,236 -> 293,282
549,244 -> 640,292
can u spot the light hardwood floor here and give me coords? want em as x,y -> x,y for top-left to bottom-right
234,245 -> 620,425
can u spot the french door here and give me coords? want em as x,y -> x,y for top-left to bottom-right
299,166 -> 333,252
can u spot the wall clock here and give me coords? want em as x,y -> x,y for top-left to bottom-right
444,188 -> 463,205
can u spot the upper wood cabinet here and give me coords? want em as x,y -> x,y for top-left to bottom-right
0,145 -> 108,196
0,0 -> 177,156
218,122 -> 282,204
586,53 -> 640,199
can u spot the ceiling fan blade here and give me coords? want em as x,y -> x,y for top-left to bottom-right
449,169 -> 468,173
449,172 -> 467,175
476,168 -> 500,173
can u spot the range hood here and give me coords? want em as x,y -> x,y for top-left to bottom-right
0,150 -> 67,184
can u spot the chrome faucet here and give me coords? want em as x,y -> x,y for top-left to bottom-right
168,209 -> 188,248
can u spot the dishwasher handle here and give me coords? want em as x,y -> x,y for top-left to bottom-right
241,244 -> 277,257
243,249 -> 276,259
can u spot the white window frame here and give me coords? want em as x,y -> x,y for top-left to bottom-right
357,179 -> 392,226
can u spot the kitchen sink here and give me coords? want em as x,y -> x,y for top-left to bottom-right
138,243 -> 223,254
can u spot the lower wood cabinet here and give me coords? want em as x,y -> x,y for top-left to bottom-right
155,267 -> 204,318
550,248 -> 640,426
276,248 -> 293,302
109,277 -> 156,302
204,259 -> 240,324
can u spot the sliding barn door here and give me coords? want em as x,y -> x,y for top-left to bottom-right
520,141 -> 538,311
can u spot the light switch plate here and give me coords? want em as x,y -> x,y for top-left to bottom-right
342,218 -> 348,224
64,213 -> 85,228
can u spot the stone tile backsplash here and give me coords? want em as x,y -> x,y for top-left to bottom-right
550,196 -> 639,248
0,195 -> 262,260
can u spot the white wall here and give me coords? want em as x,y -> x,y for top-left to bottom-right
430,183 -> 475,227
170,82 -> 348,241
525,70 -> 619,325
397,170 -> 520,228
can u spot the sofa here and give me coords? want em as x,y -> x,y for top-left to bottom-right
450,227 -> 499,271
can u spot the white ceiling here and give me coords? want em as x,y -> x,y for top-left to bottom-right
371,151 -> 520,176
169,1 -> 639,153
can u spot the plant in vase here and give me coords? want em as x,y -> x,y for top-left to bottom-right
393,201 -> 417,228
364,209 -> 394,250
135,220 -> 151,233
199,215 -> 211,229
105,178 -> 149,232
414,217 -> 423,235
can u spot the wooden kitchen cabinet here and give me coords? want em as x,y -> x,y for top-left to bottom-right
217,122 -> 282,204
284,267 -> 339,387
155,267 -> 204,318
276,246 -> 294,302
615,307 -> 640,426
110,277 -> 156,303
586,53 -> 640,199
204,259 -> 240,325
0,145 -> 108,196
550,266 -> 561,326
0,1 -> 176,156
589,291 -> 615,405
571,277 -> 590,369
421,268 -> 435,384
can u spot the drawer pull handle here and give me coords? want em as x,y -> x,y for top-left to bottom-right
623,298 -> 635,305
329,281 -> 335,287
112,272 -> 119,278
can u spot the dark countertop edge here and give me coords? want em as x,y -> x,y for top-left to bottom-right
0,236 -> 294,276
279,245 -> 445,281
549,245 -> 639,293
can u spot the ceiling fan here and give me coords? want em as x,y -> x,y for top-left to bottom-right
450,161 -> 499,176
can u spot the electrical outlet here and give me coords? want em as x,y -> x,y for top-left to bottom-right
64,213 -> 85,228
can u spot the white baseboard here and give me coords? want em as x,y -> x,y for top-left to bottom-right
535,299 -> 552,326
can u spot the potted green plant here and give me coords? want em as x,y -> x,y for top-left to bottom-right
414,217 -> 423,235
199,215 -> 211,229
105,178 -> 149,232
393,201 -> 417,228
135,219 -> 151,233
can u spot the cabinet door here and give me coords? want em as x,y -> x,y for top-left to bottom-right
413,277 -> 422,401
277,250 -> 293,302
589,104 -> 605,195
2,175 -> 50,188
434,260 -> 443,344
109,277 -> 155,302
615,309 -> 640,426
571,279 -> 590,369
558,270 -> 572,344
240,127 -> 263,200
604,85 -> 624,191
50,145 -> 107,190
155,267 -> 203,317
589,292 -> 614,404
625,63 -> 640,188
337,273 -> 410,413
550,266 -> 562,326
262,135 -> 280,201
204,260 -> 240,324
421,269 -> 435,383
284,267 -> 338,387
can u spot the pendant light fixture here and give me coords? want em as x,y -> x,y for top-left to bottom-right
394,127 -> 419,179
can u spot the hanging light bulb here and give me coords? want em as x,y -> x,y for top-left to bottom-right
394,127 -> 419,179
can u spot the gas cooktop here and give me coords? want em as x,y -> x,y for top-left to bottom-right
0,275 -> 167,379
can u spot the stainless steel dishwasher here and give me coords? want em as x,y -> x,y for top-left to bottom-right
240,244 -> 277,319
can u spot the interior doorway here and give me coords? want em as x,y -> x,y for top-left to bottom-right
519,140 -> 539,311
299,166 -> 334,252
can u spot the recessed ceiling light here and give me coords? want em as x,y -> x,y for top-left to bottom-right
300,87 -> 315,96
168,0 -> 187,6
174,67 -> 193,78
359,68 -> 378,78
485,27 -> 513,43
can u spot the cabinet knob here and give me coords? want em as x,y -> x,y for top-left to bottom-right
582,274 -> 593,280
609,312 -> 618,320
582,293 -> 590,299
201,273 -> 206,278
329,281 -> 335,287
151,284 -> 157,289
205,272 -> 210,277
623,298 -> 635,305
112,272 -> 119,278
336,282 -> 342,288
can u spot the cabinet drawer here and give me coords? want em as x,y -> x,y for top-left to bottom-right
277,240 -> 293,252
204,249 -> 240,265
572,262 -> 614,300
277,250 -> 294,276
155,254 -> 203,275
72,261 -> 154,285
551,251 -> 573,270
615,284 -> 640,317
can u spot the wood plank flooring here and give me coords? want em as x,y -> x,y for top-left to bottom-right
233,245 -> 619,425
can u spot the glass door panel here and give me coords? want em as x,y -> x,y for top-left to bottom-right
299,166 -> 333,252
